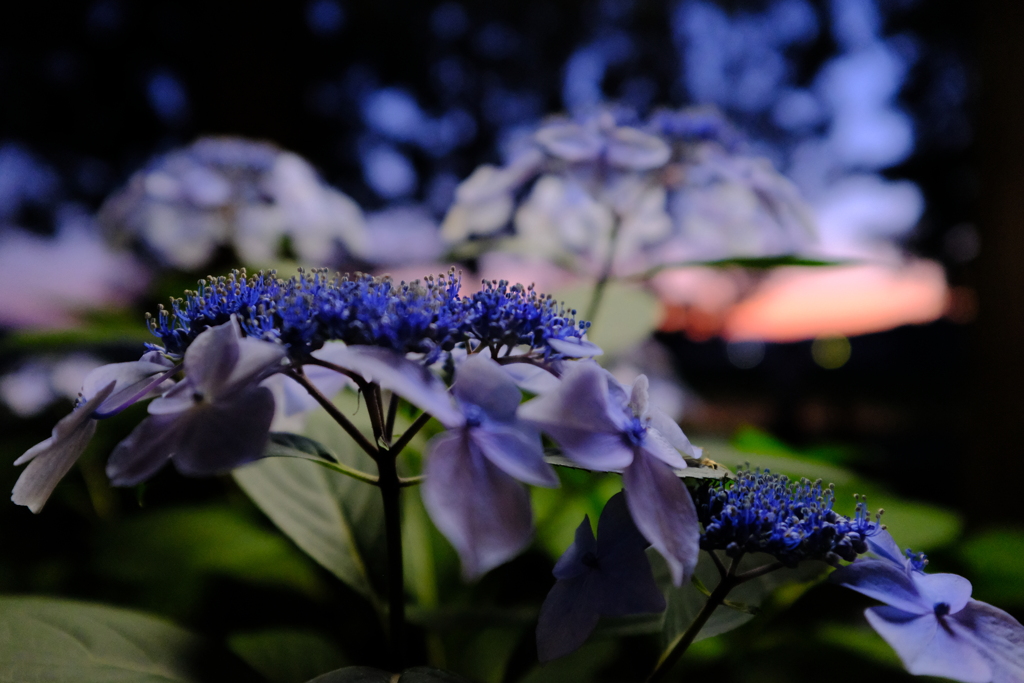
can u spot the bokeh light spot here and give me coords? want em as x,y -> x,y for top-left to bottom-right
811,336 -> 851,369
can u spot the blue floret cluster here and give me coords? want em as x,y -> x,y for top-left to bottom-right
147,269 -> 591,362
695,469 -> 881,566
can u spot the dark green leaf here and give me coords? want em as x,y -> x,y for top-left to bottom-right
514,641 -> 619,683
95,504 -> 323,617
266,433 -> 338,462
305,667 -> 473,683
960,528 -> 1024,605
0,596 -> 208,682
234,457 -> 384,604
266,433 -> 379,485
228,629 -> 348,683
543,454 -> 730,481
642,255 -> 848,275
657,551 -> 826,647
1,309 -> 154,353
399,667 -> 475,682
305,666 -> 393,683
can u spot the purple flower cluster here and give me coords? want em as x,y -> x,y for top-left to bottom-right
148,269 -> 594,362
13,317 -> 283,512
11,270 -> 601,524
695,469 -> 881,566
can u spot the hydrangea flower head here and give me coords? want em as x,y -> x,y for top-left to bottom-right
695,468 -> 880,566
100,137 -> 367,270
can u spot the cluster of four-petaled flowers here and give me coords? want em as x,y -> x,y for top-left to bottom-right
12,315 -> 703,584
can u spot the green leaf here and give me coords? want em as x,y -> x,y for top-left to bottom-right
235,413 -> 385,605
657,551 -> 826,647
959,528 -> 1024,605
642,255 -> 848,275
816,622 -> 903,668
552,281 -> 661,356
95,504 -> 324,617
399,667 -> 475,683
543,454 -> 730,482
234,455 -> 384,605
305,666 -> 392,683
0,310 -> 154,353
0,596 -> 224,683
699,432 -> 856,486
266,432 -> 380,486
840,481 -> 961,552
306,667 -> 473,683
228,629 -> 348,683
532,467 -> 622,558
514,641 -> 619,683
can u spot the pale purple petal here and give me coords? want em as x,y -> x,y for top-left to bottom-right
606,127 -> 671,170
546,337 -> 603,358
628,376 -> 649,417
953,600 -> 1024,683
648,407 -> 702,459
471,423 -> 558,487
830,560 -> 930,615
82,360 -> 172,401
12,420 -> 97,513
622,453 -> 699,586
94,367 -> 179,417
537,493 -> 665,661
500,363 -> 561,395
594,491 -> 649,560
139,350 -> 175,368
106,413 -> 183,486
327,346 -> 463,427
865,606 -> 992,683
183,318 -> 241,394
146,380 -> 196,415
914,573 -> 974,616
453,355 -> 522,423
16,382 -> 116,466
640,429 -> 688,470
171,386 -> 276,476
421,431 -> 533,579
224,337 -> 286,391
553,516 -> 596,580
12,381 -> 118,511
536,576 -> 602,662
866,528 -> 912,568
535,123 -> 602,162
518,362 -> 629,439
592,493 -> 665,617
542,427 -> 634,471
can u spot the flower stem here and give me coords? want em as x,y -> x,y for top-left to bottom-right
647,555 -> 787,681
584,214 -> 622,324
288,370 -> 378,456
647,556 -> 742,683
376,443 -> 407,669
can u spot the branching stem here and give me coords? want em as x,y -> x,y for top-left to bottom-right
287,370 -> 378,456
648,554 -> 785,682
584,214 -> 622,324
